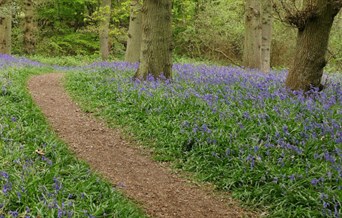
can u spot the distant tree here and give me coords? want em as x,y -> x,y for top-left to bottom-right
99,0 -> 111,60
260,0 -> 272,73
0,0 -> 12,54
23,0 -> 36,54
243,0 -> 272,73
274,0 -> 342,91
134,0 -> 173,80
125,0 -> 142,63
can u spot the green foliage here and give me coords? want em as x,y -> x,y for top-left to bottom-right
327,13 -> 342,73
9,0 -> 342,70
10,0 -> 130,57
36,32 -> 99,56
173,0 -> 245,63
37,0 -> 96,33
172,0 -> 341,71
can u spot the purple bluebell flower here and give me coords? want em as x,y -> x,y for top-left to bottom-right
53,177 -> 62,192
324,152 -> 335,163
0,171 -> 9,179
17,191 -> 21,200
212,152 -> 219,158
201,124 -> 211,133
58,209 -> 63,218
9,211 -> 18,218
311,178 -> 319,186
2,182 -> 12,195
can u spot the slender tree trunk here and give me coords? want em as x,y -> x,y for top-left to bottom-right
134,0 -> 173,80
243,0 -> 262,69
0,0 -> 11,54
99,0 -> 111,60
125,0 -> 142,63
260,0 -> 272,73
23,0 -> 36,54
285,0 -> 341,91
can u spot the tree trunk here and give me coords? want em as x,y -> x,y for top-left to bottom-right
0,0 -> 11,54
23,0 -> 36,54
260,0 -> 272,73
285,0 -> 341,91
125,0 -> 142,63
243,0 -> 262,69
134,0 -> 172,80
99,0 -> 111,60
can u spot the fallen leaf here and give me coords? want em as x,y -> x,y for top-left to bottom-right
35,149 -> 45,156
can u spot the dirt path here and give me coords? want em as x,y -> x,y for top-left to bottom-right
28,73 -> 257,218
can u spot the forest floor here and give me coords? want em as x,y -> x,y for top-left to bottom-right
27,73 -> 258,218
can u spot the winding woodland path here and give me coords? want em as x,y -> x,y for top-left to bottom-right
28,73 -> 257,218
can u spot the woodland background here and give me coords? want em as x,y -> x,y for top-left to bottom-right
7,0 -> 342,72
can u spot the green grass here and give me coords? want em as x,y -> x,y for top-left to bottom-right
27,55 -> 103,67
0,67 -> 146,217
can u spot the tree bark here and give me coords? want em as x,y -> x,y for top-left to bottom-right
0,0 -> 11,54
99,0 -> 111,60
134,0 -> 173,80
285,0 -> 341,91
23,0 -> 36,54
125,0 -> 142,63
243,0 -> 262,69
260,0 -> 272,73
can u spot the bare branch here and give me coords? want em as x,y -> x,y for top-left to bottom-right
286,4 -> 319,30
272,0 -> 319,30
213,48 -> 242,68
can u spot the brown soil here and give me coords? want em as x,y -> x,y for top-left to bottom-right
28,73 -> 258,218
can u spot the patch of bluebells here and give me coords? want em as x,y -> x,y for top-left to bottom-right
1,54 -> 45,97
0,115 -> 110,217
70,61 -> 341,217
0,54 -> 43,70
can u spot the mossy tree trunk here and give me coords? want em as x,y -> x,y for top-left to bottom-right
0,0 -> 11,54
23,0 -> 36,54
134,0 -> 173,80
285,0 -> 341,91
125,0 -> 142,63
99,0 -> 111,60
243,0 -> 262,69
